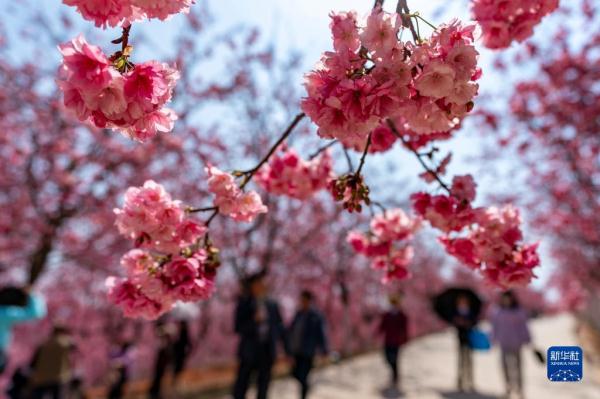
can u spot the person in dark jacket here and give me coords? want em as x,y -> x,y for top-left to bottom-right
107,341 -> 132,399
148,321 -> 176,399
288,290 -> 329,399
377,294 -> 409,388
29,326 -> 73,399
452,293 -> 478,393
232,271 -> 286,399
172,320 -> 193,385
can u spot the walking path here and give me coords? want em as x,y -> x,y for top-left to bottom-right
216,314 -> 598,398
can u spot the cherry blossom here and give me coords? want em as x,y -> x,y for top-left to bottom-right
348,209 -> 421,282
255,145 -> 334,200
63,0 -> 194,28
58,35 -> 179,142
413,189 -> 540,287
472,0 -> 559,49
302,9 -> 480,149
206,166 -> 268,223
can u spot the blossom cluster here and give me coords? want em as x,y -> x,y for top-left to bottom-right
108,181 -> 218,319
347,209 -> 421,282
472,0 -> 559,49
329,173 -> 370,213
206,166 -> 268,222
58,35 -> 179,142
255,145 -> 334,200
301,9 -> 480,150
412,175 -> 540,287
107,249 -> 216,319
63,0 -> 194,28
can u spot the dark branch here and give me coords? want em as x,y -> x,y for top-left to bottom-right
386,119 -> 451,193
239,112 -> 306,189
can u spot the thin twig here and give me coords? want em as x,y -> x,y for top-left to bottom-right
415,14 -> 438,30
188,206 -> 218,214
397,0 -> 419,42
342,148 -> 354,172
239,112 -> 306,189
371,200 -> 388,213
193,113 -> 306,233
356,133 -> 372,176
386,119 -> 451,193
308,140 -> 337,160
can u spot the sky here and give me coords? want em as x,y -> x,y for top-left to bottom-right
3,0 -> 559,288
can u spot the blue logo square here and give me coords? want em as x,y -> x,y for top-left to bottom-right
547,346 -> 583,382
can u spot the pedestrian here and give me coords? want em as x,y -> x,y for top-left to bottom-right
148,321 -> 176,399
7,366 -> 31,399
0,285 -> 47,373
452,293 -> 478,393
490,291 -> 531,399
288,290 -> 329,399
172,320 -> 193,387
107,341 -> 132,399
29,326 -> 74,399
377,294 -> 409,389
232,271 -> 286,399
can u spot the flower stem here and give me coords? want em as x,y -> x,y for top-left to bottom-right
356,132 -> 372,176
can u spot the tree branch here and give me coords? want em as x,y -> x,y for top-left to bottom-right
397,0 -> 419,42
386,119 -> 451,193
308,140 -> 337,160
239,112 -> 306,189
356,133 -> 372,176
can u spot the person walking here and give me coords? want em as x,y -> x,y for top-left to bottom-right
452,293 -> 479,393
148,321 -> 176,399
377,294 -> 409,389
0,286 -> 47,373
232,271 -> 286,399
288,290 -> 328,399
107,341 -> 132,399
29,326 -> 74,399
490,291 -> 531,399
172,320 -> 193,387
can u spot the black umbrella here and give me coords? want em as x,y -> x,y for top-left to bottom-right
0,286 -> 27,306
433,287 -> 482,324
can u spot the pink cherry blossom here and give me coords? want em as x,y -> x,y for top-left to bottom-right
303,9 -> 480,144
123,61 -> 179,112
472,0 -> 559,49
414,61 -> 456,99
63,0 -> 193,28
411,192 -> 476,233
360,9 -> 401,58
370,209 -> 421,242
163,255 -> 215,302
62,0 -> 134,28
347,208 -> 420,282
106,277 -> 168,320
130,0 -> 194,21
205,166 -> 268,223
329,11 -> 361,52
450,174 -> 477,202
255,145 -> 334,200
57,36 -> 180,142
58,34 -> 114,91
114,180 -> 207,254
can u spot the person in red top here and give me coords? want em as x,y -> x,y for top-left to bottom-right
377,294 -> 409,388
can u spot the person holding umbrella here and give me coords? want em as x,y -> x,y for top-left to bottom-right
433,288 -> 482,393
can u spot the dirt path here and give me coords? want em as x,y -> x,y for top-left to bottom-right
214,314 -> 599,399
